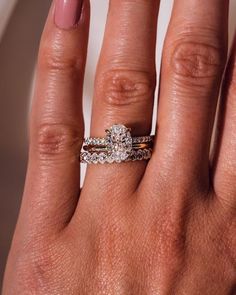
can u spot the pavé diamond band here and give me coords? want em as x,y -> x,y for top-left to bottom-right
80,124 -> 154,164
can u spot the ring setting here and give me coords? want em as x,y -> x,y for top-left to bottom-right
80,124 -> 154,164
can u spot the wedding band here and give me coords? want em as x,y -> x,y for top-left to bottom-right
80,124 -> 154,164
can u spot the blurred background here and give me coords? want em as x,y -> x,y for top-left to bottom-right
0,0 -> 236,288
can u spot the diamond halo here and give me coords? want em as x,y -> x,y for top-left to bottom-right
105,124 -> 133,163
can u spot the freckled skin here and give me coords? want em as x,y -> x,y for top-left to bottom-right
2,0 -> 236,294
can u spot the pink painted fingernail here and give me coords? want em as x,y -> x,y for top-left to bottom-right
55,0 -> 83,29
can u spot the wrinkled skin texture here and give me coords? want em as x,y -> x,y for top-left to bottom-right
2,0 -> 236,294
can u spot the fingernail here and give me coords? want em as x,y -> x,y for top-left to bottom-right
55,0 -> 83,30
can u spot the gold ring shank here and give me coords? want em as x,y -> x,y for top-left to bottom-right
84,142 -> 152,152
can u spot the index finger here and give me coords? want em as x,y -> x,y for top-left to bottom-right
18,0 -> 90,236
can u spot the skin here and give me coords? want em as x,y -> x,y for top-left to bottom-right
2,0 -> 236,294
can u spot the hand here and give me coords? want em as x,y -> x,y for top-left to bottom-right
3,0 -> 236,294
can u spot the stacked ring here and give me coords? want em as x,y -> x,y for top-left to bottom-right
80,124 -> 154,164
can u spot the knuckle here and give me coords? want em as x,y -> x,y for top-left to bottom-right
96,69 -> 156,106
34,123 -> 82,158
39,47 -> 83,75
165,38 -> 225,84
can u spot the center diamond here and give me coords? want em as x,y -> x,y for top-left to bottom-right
106,124 -> 132,162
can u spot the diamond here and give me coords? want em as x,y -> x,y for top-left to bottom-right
130,150 -> 137,161
137,150 -> 144,161
114,152 -> 122,163
143,149 -> 151,160
120,151 -> 129,161
98,153 -> 107,164
91,153 -> 99,164
83,153 -> 91,164
101,138 -> 106,145
106,124 -> 132,162
107,153 -> 115,163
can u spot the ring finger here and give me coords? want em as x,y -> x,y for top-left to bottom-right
83,0 -> 160,197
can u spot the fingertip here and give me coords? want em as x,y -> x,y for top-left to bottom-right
42,0 -> 90,35
54,0 -> 83,30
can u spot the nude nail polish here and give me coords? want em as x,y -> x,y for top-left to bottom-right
55,0 -> 83,29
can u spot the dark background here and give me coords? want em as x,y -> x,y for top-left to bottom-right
0,0 -> 51,287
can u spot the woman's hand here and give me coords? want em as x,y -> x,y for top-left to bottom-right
3,0 -> 236,294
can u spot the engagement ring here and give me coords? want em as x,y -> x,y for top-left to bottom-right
80,124 -> 154,164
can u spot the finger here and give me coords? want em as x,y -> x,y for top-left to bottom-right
144,0 -> 229,192
17,0 -> 90,236
213,36 -> 236,207
83,0 -> 159,198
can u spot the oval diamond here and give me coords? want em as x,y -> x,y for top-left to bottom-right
106,124 -> 132,162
